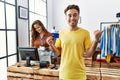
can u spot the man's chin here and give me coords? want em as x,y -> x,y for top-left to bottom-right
69,23 -> 76,27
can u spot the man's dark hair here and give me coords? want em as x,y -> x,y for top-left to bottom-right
64,4 -> 80,14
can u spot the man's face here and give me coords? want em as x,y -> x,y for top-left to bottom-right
65,9 -> 79,27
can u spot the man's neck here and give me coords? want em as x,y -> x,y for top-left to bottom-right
69,26 -> 79,31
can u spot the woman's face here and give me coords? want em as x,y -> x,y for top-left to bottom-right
34,23 -> 43,33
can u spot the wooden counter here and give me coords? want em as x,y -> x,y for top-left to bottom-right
7,62 -> 59,80
7,62 -> 120,80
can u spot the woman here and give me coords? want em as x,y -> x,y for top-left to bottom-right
31,20 -> 52,48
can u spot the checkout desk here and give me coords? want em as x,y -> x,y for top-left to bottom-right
7,62 -> 120,80
7,62 -> 59,80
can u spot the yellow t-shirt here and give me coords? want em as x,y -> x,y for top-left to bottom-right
55,28 -> 92,80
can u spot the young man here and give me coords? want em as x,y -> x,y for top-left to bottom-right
47,4 -> 103,80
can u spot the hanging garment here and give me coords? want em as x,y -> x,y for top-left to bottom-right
106,26 -> 111,63
113,26 -> 116,54
100,26 -> 107,57
116,26 -> 120,57
108,26 -> 114,54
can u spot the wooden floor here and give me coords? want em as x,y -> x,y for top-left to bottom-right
86,61 -> 120,80
86,67 -> 120,80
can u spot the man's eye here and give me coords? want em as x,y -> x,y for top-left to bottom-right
73,14 -> 77,17
68,15 -> 71,17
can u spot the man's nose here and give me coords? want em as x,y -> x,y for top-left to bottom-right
71,15 -> 75,19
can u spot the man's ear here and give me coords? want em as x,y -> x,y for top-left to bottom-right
78,16 -> 81,24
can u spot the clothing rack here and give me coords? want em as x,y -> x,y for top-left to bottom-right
100,21 -> 120,59
100,21 -> 120,30
99,21 -> 120,62
99,21 -> 120,80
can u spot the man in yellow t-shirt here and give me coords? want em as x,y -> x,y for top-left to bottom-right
47,4 -> 103,80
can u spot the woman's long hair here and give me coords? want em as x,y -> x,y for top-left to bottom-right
31,20 -> 48,46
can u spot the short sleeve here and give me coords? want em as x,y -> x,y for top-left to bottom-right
84,32 -> 92,50
55,38 -> 61,48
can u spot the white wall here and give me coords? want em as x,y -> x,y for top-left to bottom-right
17,0 -> 29,47
51,0 -> 120,39
47,0 -> 53,31
17,0 -> 120,46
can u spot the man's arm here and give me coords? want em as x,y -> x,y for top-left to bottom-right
85,40 -> 99,57
85,30 -> 103,57
50,43 -> 61,56
46,36 -> 61,56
